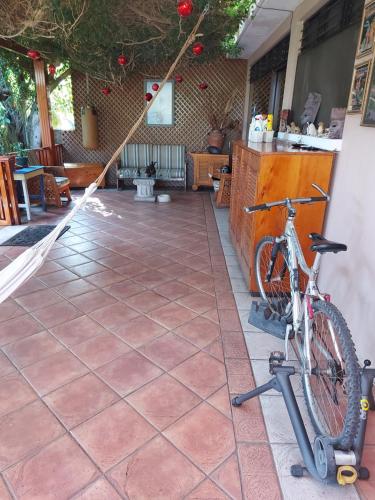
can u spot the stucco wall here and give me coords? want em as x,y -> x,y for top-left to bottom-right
320,114 -> 375,362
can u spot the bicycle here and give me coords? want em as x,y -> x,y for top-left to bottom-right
247,184 -> 360,451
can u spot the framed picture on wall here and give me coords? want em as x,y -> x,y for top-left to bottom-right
357,1 -> 375,58
145,80 -> 174,127
362,58 -> 375,126
348,62 -> 370,113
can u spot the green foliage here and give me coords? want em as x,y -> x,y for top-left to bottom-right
50,66 -> 75,130
14,0 -> 255,81
0,51 -> 36,153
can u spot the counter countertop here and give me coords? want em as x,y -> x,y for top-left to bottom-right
235,140 -> 336,156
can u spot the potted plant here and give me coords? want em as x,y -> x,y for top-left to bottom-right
206,90 -> 237,153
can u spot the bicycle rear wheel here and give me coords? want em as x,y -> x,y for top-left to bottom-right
302,300 -> 360,450
255,236 -> 292,319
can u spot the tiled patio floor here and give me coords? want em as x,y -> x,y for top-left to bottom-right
0,191 -> 279,500
0,190 -> 374,499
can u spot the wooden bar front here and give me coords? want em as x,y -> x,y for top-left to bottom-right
229,140 -> 335,292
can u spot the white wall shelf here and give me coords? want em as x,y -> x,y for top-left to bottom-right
277,132 -> 343,151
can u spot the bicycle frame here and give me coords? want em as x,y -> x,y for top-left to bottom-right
276,211 -> 325,367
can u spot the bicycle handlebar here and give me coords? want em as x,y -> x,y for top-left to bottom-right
244,184 -> 330,214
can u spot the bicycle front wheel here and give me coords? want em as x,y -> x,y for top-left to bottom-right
255,236 -> 292,319
303,300 -> 360,450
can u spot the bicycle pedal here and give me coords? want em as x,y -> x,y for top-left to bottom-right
269,351 -> 285,372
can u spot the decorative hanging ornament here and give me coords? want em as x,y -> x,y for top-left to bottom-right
48,64 -> 56,76
152,83 -> 159,92
177,0 -> 193,17
198,82 -> 208,90
101,87 -> 111,96
192,42 -> 204,56
175,75 -> 184,84
145,92 -> 153,102
118,54 -> 127,66
27,49 -> 41,60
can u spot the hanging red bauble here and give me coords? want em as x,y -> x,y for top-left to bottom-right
152,83 -> 159,92
118,54 -> 127,66
198,82 -> 208,90
48,64 -> 56,76
177,0 -> 193,17
175,75 -> 184,84
101,87 -> 111,95
144,92 -> 153,102
27,49 -> 41,60
192,42 -> 204,56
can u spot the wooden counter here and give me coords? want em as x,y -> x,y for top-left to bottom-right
229,140 -> 335,292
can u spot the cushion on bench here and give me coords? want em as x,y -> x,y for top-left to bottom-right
119,144 -> 185,180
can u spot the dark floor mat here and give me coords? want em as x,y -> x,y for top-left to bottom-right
0,225 -> 70,247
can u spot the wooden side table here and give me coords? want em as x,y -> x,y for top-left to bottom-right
13,166 -> 46,221
190,153 -> 229,191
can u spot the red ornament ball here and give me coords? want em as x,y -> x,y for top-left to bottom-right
144,92 -> 153,102
175,75 -> 184,84
177,0 -> 193,17
192,42 -> 204,56
48,64 -> 56,76
198,82 -> 208,90
101,87 -> 111,96
118,54 -> 127,66
152,83 -> 159,92
27,49 -> 41,60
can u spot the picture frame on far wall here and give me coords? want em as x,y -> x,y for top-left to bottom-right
348,62 -> 370,113
362,58 -> 375,126
145,80 -> 174,127
357,1 -> 375,58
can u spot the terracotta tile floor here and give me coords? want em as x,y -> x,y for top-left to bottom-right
0,189 -> 370,499
0,191 -> 277,499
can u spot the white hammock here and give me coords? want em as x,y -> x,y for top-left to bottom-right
0,8 -> 207,305
0,182 -> 98,303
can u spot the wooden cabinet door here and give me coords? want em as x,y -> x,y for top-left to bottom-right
240,153 -> 260,270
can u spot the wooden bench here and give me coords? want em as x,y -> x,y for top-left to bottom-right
117,144 -> 186,190
63,162 -> 105,188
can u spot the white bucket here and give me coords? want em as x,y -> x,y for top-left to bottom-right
249,131 -> 264,143
263,131 -> 275,143
157,194 -> 171,203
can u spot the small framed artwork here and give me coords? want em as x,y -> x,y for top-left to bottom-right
362,58 -> 375,126
357,1 -> 375,58
145,80 -> 174,127
348,62 -> 370,113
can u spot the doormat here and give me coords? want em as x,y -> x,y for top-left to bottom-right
0,225 -> 70,247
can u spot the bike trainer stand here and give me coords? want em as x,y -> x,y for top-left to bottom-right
232,301 -> 375,485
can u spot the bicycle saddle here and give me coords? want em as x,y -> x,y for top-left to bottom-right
309,233 -> 347,254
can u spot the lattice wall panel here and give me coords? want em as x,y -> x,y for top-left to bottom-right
250,72 -> 273,115
62,58 -> 247,187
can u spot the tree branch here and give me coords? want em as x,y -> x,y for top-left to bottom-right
48,67 -> 71,92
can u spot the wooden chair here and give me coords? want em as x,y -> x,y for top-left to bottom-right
216,173 -> 232,208
208,172 -> 232,208
28,166 -> 72,208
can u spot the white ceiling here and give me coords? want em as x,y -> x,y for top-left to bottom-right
236,0 -> 305,60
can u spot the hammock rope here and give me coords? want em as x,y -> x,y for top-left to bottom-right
0,7 -> 208,304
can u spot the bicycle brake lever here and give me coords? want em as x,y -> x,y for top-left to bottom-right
312,183 -> 330,201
